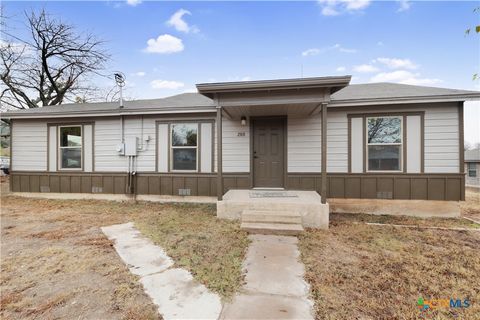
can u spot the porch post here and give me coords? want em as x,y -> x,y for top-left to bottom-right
321,103 -> 328,204
216,104 -> 223,200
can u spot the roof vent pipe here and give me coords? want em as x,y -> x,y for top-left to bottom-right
114,72 -> 126,108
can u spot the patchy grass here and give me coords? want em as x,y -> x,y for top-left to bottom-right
135,204 -> 250,300
0,194 -> 248,319
300,215 -> 480,319
332,212 -> 480,229
462,189 -> 480,222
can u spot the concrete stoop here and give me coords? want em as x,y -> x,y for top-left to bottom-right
240,209 -> 304,235
218,189 -> 330,230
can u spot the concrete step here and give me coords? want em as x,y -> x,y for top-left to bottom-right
240,222 -> 304,236
241,210 -> 302,224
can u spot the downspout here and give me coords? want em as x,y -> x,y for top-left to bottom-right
321,102 -> 328,204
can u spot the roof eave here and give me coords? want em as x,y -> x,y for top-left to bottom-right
196,76 -> 352,97
1,106 -> 217,119
329,93 -> 480,107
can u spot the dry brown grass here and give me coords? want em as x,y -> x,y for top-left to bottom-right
1,192 -> 248,319
462,189 -> 480,221
135,205 -> 250,300
300,193 -> 480,319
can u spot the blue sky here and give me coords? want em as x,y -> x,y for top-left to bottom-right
3,0 -> 480,144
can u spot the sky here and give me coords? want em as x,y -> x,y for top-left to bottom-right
2,0 -> 480,145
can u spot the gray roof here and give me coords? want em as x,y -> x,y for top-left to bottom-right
2,80 -> 479,119
1,93 -> 215,118
330,82 -> 480,105
465,149 -> 480,162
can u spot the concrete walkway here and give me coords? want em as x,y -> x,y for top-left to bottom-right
102,222 -> 222,320
221,235 -> 314,319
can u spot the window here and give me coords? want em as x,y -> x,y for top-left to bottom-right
171,123 -> 198,171
468,163 -> 477,177
367,116 -> 402,171
59,126 -> 82,169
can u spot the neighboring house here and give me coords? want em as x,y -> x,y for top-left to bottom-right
2,76 -> 479,222
465,149 -> 480,187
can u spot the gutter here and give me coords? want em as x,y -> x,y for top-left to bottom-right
329,93 -> 480,107
1,107 -> 217,119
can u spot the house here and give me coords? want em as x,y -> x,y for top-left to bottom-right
465,149 -> 480,188
2,76 -> 479,230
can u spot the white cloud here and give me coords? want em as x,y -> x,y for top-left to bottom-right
302,44 -> 356,57
397,0 -> 411,12
375,57 -> 418,70
318,0 -> 371,16
167,9 -> 199,33
370,70 -> 441,86
150,80 -> 185,89
302,48 -> 321,57
336,66 -> 346,72
144,34 -> 184,54
353,64 -> 379,73
126,0 -> 141,6
133,71 -> 146,77
332,43 -> 357,53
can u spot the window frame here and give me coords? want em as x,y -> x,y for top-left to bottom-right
467,162 -> 477,178
365,116 -> 403,172
58,125 -> 83,171
169,123 -> 199,172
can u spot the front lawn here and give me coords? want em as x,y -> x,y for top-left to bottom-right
299,213 -> 480,319
0,195 -> 249,319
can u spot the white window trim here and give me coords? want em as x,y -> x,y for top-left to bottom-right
58,125 -> 83,171
366,116 -> 403,173
170,123 -> 199,172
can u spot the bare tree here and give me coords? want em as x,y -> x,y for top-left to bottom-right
0,9 -> 109,110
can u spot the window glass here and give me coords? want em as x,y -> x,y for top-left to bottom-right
172,149 -> 197,170
468,163 -> 477,177
367,117 -> 401,144
368,145 -> 401,171
171,123 -> 198,171
60,126 -> 82,147
59,126 -> 82,169
367,117 -> 402,171
172,124 -> 197,146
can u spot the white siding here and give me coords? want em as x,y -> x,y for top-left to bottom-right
12,121 -> 47,171
288,114 -> 321,172
222,118 -> 250,172
157,123 -> 169,172
48,126 -> 57,171
94,118 -> 125,172
424,106 -> 459,173
350,117 -> 363,173
327,111 -> 348,172
200,122 -> 213,172
406,115 -> 421,173
83,124 -> 93,172
123,117 -> 156,172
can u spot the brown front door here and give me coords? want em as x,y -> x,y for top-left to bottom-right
252,117 -> 285,188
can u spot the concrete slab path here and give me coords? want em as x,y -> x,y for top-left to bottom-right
102,222 -> 222,320
221,235 -> 314,320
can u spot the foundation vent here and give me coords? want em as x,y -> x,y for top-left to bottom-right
178,188 -> 191,196
377,191 -> 393,199
92,186 -> 103,193
40,186 -> 50,193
